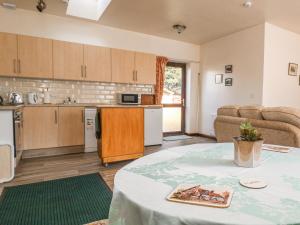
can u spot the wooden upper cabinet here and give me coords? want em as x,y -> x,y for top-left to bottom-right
53,40 -> 84,80
17,35 -> 53,78
58,107 -> 84,147
84,45 -> 111,82
23,107 -> 59,150
0,33 -> 18,76
111,49 -> 135,83
135,52 -> 156,85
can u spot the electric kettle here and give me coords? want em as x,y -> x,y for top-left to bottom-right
9,92 -> 23,105
28,92 -> 39,104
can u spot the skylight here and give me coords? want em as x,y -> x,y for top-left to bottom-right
66,0 -> 112,21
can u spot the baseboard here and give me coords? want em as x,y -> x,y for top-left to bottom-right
199,133 -> 217,140
22,145 -> 84,159
185,132 -> 217,140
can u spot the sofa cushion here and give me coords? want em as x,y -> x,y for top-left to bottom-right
217,105 -> 240,117
262,107 -> 300,129
239,106 -> 263,120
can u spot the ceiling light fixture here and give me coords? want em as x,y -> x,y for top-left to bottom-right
173,24 -> 187,34
36,0 -> 47,12
1,2 -> 16,9
66,0 -> 112,21
243,0 -> 252,8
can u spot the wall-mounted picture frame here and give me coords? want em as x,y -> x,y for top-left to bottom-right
288,63 -> 298,76
215,74 -> 223,84
225,78 -> 233,86
225,65 -> 233,73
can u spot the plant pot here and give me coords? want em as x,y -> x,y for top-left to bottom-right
233,137 -> 264,168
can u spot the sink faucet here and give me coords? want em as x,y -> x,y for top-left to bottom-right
63,96 -> 77,104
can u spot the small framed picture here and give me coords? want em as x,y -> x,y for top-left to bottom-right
288,63 -> 298,76
225,65 -> 233,73
215,74 -> 223,84
225,78 -> 233,86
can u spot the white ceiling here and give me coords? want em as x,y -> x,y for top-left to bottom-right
2,0 -> 300,44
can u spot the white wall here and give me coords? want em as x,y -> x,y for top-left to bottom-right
199,24 -> 265,135
0,7 -> 200,62
185,62 -> 200,133
263,23 -> 300,107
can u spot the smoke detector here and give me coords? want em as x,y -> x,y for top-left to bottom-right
243,0 -> 252,8
173,24 -> 187,34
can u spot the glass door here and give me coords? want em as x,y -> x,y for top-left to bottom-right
162,62 -> 186,134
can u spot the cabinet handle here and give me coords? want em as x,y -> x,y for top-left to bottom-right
82,110 -> 84,123
54,110 -> 58,124
81,65 -> 84,78
135,70 -> 138,82
18,59 -> 21,74
13,59 -> 17,74
132,70 -> 135,81
85,65 -> 87,78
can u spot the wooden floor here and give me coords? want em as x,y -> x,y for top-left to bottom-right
0,136 -> 215,195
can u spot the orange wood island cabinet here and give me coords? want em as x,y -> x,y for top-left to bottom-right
99,107 -> 144,165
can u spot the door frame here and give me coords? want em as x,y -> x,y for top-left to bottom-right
163,62 -> 186,136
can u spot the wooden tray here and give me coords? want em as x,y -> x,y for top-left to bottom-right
166,184 -> 234,208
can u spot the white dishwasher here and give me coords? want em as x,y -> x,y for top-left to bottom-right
84,108 -> 98,152
144,107 -> 163,146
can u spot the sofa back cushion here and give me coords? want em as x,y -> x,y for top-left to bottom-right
217,105 -> 240,117
239,106 -> 263,120
262,107 -> 300,129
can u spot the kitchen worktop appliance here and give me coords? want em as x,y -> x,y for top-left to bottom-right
9,92 -> 23,105
117,93 -> 141,105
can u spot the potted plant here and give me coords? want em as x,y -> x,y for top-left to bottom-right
233,122 -> 263,168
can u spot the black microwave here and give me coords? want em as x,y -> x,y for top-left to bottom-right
117,93 -> 141,105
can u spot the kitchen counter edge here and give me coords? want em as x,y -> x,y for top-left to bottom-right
0,104 -> 163,110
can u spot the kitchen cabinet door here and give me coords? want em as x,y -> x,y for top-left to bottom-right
23,107 -> 59,150
111,49 -> 135,83
84,45 -> 111,82
100,107 -> 144,164
0,33 -> 18,76
58,107 -> 85,147
135,52 -> 156,85
17,35 -> 53,78
53,40 -> 84,81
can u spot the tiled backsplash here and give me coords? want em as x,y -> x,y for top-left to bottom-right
0,77 -> 154,104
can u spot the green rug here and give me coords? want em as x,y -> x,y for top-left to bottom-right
0,173 -> 112,225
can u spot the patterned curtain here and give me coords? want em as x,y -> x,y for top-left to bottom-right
155,56 -> 168,104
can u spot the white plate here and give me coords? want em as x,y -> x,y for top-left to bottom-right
239,178 -> 268,189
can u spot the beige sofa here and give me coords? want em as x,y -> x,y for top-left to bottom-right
214,105 -> 300,147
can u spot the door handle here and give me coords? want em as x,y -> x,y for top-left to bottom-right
182,98 -> 185,107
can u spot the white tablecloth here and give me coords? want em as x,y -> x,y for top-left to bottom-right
108,143 -> 300,225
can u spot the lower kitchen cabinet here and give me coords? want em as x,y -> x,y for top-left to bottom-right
23,106 -> 85,150
58,107 -> 85,147
100,107 -> 144,164
23,107 -> 59,150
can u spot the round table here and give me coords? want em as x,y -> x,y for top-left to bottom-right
108,143 -> 300,225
